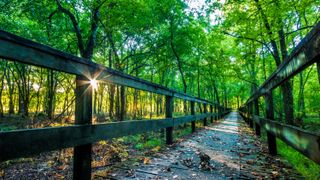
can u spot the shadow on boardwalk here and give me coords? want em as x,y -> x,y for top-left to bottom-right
100,112 -> 301,179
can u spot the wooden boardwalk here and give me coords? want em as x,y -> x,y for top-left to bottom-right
0,22 -> 319,179
98,112 -> 301,179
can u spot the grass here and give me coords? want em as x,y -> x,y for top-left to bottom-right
122,120 -> 205,151
277,139 -> 320,179
0,124 -> 16,132
302,117 -> 320,134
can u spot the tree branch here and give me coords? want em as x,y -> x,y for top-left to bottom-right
285,25 -> 314,36
223,31 -> 276,59
56,0 -> 85,57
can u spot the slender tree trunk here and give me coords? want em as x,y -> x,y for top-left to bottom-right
169,17 -> 187,114
15,64 -> 29,117
115,86 -> 120,120
93,89 -> 97,114
46,69 -> 55,119
133,89 -> 138,119
120,86 -> 126,121
317,62 -> 320,84
6,66 -> 15,115
98,86 -> 103,113
255,0 -> 294,125
297,72 -> 305,119
0,64 -> 6,117
35,68 -> 44,114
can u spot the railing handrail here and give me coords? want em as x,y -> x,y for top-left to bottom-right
0,30 -> 219,105
0,29 -> 232,171
239,22 -> 320,165
244,22 -> 320,105
0,112 -> 234,162
239,111 -> 320,164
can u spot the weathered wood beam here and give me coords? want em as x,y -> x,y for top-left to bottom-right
0,118 -> 173,162
253,115 -> 320,164
0,30 -> 216,105
0,112 -> 220,162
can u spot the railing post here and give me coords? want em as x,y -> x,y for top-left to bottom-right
249,102 -> 254,128
214,104 -> 218,120
265,91 -> 277,155
166,95 -> 173,144
254,97 -> 261,136
244,106 -> 247,123
73,75 -> 93,180
246,104 -> 250,125
210,104 -> 213,123
191,101 -> 195,133
203,103 -> 207,126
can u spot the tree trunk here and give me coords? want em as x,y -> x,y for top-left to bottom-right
46,69 -> 55,119
6,66 -> 15,115
317,62 -> 320,84
115,86 -> 120,120
93,88 -> 97,114
0,64 -> 6,117
15,64 -> 30,117
255,0 -> 294,125
297,72 -> 305,118
120,86 -> 126,121
133,89 -> 138,119
98,86 -> 103,113
169,17 -> 187,114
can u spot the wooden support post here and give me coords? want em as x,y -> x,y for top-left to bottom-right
249,103 -> 254,128
265,91 -> 277,155
165,95 -> 173,144
214,104 -> 217,120
73,75 -> 93,180
210,104 -> 213,123
254,98 -> 261,136
191,101 -> 195,133
203,104 -> 207,126
246,105 -> 249,124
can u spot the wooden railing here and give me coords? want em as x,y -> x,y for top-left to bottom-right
240,22 -> 320,164
0,30 -> 231,179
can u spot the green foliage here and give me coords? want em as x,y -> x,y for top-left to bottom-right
277,139 -> 320,179
0,125 -> 16,132
0,0 -> 320,177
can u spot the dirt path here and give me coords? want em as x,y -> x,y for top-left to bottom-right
101,112 -> 301,179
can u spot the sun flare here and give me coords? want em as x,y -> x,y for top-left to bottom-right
90,79 -> 98,89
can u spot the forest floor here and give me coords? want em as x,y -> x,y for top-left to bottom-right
93,112 -> 302,179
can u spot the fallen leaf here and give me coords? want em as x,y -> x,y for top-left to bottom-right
47,160 -> 54,167
152,146 -> 161,153
57,165 -> 66,171
272,171 -> 279,177
0,170 -> 4,177
246,160 -> 254,165
54,173 -> 65,179
143,157 -> 151,164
